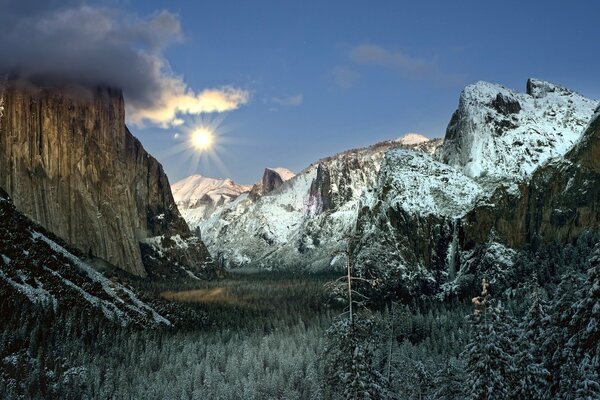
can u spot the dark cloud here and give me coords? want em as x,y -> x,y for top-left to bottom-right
0,1 -> 248,126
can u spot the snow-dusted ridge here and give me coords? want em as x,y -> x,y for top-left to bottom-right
437,78 -> 597,182
365,148 -> 483,218
172,175 -> 252,229
267,167 -> 295,181
32,231 -> 170,326
0,191 -> 170,326
194,138 -> 440,270
396,133 -> 430,145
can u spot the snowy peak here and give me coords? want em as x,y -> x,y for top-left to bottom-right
267,167 -> 296,181
396,133 -> 430,145
437,79 -> 597,181
171,174 -> 252,229
526,78 -> 575,99
172,175 -> 252,209
250,167 -> 296,198
197,143 -> 394,270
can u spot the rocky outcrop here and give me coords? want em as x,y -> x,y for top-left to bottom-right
352,149 -> 483,288
436,79 -> 596,182
249,167 -> 295,199
461,108 -> 600,252
0,81 -> 215,277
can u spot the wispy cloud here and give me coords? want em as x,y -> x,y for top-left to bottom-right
331,66 -> 360,88
270,93 -> 303,107
0,3 -> 249,127
348,43 -> 464,85
350,44 -> 431,77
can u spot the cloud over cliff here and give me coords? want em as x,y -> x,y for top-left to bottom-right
0,1 -> 249,127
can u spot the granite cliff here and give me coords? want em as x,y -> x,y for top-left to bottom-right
0,81 -> 215,278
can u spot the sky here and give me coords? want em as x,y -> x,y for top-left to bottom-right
2,0 -> 600,184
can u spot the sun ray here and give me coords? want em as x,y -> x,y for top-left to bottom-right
160,114 -> 239,178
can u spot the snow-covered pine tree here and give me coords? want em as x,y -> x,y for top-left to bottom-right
542,267 -> 583,397
574,354 -> 600,400
463,279 -> 518,400
566,245 -> 600,398
323,315 -> 388,400
512,280 -> 550,399
432,357 -> 466,400
323,239 -> 388,400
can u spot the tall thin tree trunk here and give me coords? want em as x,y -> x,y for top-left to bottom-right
347,241 -> 353,327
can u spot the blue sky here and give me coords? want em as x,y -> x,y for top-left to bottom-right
123,0 -> 600,184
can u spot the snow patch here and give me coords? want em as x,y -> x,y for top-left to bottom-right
396,133 -> 430,145
30,231 -> 171,326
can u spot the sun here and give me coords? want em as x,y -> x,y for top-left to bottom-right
190,128 -> 214,151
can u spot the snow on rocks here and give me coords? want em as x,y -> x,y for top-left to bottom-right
30,231 -> 171,326
437,79 -> 597,183
0,189 -> 170,326
197,143 -> 394,270
396,133 -> 430,145
371,148 -> 483,218
172,175 -> 252,228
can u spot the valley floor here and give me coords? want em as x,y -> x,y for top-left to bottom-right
4,235 -> 600,400
1,272 -> 340,399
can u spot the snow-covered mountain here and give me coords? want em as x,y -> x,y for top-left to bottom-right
175,78 -> 598,287
172,175 -> 252,227
248,167 -> 296,199
269,167 -> 296,181
396,133 -> 430,145
0,188 -> 170,327
437,79 -> 597,183
352,148 -> 484,290
192,138 -> 440,270
351,79 -> 599,295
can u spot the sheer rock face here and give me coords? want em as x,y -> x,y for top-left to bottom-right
436,79 -> 597,183
248,168 -> 295,200
0,82 -> 193,277
461,109 -> 600,251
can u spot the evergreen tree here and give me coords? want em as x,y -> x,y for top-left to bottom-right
463,279 -> 518,400
323,315 -> 388,400
512,281 -> 550,399
569,246 -> 600,358
432,357 -> 466,400
542,267 -> 582,398
574,354 -> 600,400
564,245 -> 600,399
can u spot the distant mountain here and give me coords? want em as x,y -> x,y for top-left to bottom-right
189,138 -> 440,270
180,78 -> 600,290
0,188 -> 170,327
248,167 -> 296,199
396,133 -> 431,145
0,81 -> 217,278
172,175 -> 253,229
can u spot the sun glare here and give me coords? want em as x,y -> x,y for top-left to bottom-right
191,128 -> 214,151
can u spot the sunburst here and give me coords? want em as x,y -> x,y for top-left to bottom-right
160,114 -> 238,177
